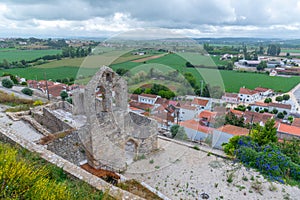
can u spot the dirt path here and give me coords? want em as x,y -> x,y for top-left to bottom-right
132,54 -> 167,63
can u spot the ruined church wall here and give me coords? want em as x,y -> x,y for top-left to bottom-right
32,108 -> 72,133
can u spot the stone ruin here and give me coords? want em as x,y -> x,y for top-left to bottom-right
73,66 -> 158,172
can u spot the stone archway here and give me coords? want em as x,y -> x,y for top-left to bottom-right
125,139 -> 138,165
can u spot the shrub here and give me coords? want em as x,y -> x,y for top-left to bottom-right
21,87 -> 33,96
33,100 -> 43,106
2,78 -> 13,88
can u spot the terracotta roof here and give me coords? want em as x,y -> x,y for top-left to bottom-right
229,109 -> 244,117
129,101 -> 154,110
168,100 -> 179,106
292,118 -> 300,128
151,112 -> 175,123
239,88 -> 259,95
278,123 -> 300,137
47,84 -> 67,97
130,94 -> 139,101
244,111 -> 274,124
191,98 -> 209,106
180,120 -> 214,133
269,103 -> 291,110
139,93 -> 158,98
255,87 -> 272,92
155,97 -> 169,105
253,102 -> 269,107
199,110 -> 217,120
217,125 -> 249,136
180,105 -> 197,111
222,93 -> 238,98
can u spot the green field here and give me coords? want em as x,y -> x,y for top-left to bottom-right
2,52 -> 300,93
0,48 -> 61,62
281,48 -> 300,53
111,53 -> 300,93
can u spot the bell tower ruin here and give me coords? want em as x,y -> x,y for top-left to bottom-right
73,66 -> 158,171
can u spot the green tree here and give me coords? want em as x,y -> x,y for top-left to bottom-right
271,109 -> 278,114
264,97 -> 272,103
170,124 -> 180,138
185,61 -> 194,68
60,91 -> 68,101
2,79 -> 13,88
174,127 -> 188,140
267,44 -> 281,56
256,61 -> 267,71
21,88 -> 33,96
277,112 -> 284,119
275,96 -> 283,102
250,119 -> 277,146
283,94 -> 290,101
226,61 -> 234,70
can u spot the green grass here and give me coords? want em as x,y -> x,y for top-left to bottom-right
1,66 -> 98,81
111,53 -> 300,93
281,48 -> 300,53
220,70 -> 300,92
0,48 -> 62,62
32,57 -> 84,68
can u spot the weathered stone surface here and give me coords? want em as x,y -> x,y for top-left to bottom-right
0,128 -> 144,200
74,66 -> 158,171
46,131 -> 86,165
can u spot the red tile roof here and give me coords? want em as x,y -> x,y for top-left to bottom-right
129,101 -> 154,110
198,110 -> 217,121
130,94 -> 139,101
239,88 -> 259,95
244,111 -> 274,124
155,97 -> 169,105
229,109 -> 244,117
217,125 -> 249,136
292,118 -> 300,128
253,102 -> 269,107
47,84 -> 67,97
269,102 -> 291,110
255,87 -> 272,92
139,93 -> 158,98
278,123 -> 300,137
191,98 -> 209,106
180,120 -> 214,133
180,105 -> 197,111
223,93 -> 238,98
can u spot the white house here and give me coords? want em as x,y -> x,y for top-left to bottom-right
178,105 -> 198,121
191,97 -> 210,110
179,119 -> 214,141
212,125 -> 249,149
222,93 -> 239,104
238,87 -> 261,103
138,93 -> 160,105
254,87 -> 273,97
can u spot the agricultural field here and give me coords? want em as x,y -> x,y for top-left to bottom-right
111,53 -> 300,93
2,51 -> 300,93
0,48 -> 62,62
281,48 -> 300,53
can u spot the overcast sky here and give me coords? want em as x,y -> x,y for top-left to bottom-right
1,0 -> 300,38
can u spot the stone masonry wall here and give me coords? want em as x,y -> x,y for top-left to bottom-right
33,107 -> 72,133
0,127 -> 144,200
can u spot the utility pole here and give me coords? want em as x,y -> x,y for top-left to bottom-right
44,72 -> 50,101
